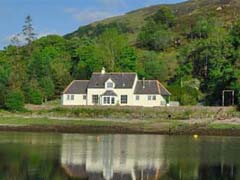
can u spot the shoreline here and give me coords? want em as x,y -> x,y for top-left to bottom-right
0,105 -> 240,136
0,124 -> 240,136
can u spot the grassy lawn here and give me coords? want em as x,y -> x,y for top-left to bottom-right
0,117 -> 131,127
208,123 -> 240,130
0,116 -> 173,133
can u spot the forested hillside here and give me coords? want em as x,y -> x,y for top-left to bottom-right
1,0 -> 240,110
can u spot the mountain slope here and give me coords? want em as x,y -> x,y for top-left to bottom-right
65,0 -> 240,39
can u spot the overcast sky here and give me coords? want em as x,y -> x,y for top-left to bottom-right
0,0 -> 186,49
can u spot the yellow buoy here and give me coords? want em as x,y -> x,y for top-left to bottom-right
193,134 -> 199,139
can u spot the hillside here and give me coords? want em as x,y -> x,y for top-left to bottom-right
65,0 -> 240,40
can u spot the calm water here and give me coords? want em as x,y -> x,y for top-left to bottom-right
0,133 -> 239,180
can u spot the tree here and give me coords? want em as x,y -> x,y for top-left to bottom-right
137,51 -> 168,80
137,20 -> 173,51
152,7 -> 176,28
10,33 -> 22,47
5,89 -> 25,111
230,19 -> 240,48
176,37 -> 236,105
75,39 -> 104,79
97,28 -> 128,71
117,47 -> 137,72
137,20 -> 157,50
152,29 -> 173,51
28,88 -> 43,105
22,15 -> 36,45
190,17 -> 216,39
39,77 -> 55,102
0,55 -> 11,107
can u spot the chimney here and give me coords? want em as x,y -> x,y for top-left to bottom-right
143,77 -> 145,89
101,67 -> 106,74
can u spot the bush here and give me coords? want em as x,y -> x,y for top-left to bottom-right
5,90 -> 25,111
29,89 -> 43,105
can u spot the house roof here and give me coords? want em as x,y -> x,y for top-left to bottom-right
134,80 -> 171,96
101,90 -> 117,96
88,72 -> 137,89
63,80 -> 89,94
158,81 -> 171,96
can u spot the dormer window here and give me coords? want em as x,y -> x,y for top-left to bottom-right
107,82 -> 113,88
105,79 -> 115,89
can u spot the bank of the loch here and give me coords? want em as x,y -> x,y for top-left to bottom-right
0,106 -> 240,136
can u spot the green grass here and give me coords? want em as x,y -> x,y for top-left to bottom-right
0,117 -> 129,127
0,105 -> 240,134
208,123 -> 240,130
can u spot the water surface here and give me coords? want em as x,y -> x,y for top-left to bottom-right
0,132 -> 239,179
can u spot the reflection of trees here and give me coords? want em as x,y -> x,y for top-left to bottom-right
161,136 -> 200,180
0,133 -> 69,180
161,136 -> 240,180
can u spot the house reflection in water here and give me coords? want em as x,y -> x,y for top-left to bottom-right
61,134 -> 167,180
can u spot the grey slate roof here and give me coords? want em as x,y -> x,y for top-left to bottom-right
63,80 -> 89,94
134,80 -> 171,96
101,90 -> 117,96
158,82 -> 171,96
88,73 -> 137,89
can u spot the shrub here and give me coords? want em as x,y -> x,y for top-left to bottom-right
29,89 -> 43,105
5,90 -> 25,111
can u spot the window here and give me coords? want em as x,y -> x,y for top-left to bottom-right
148,96 -> 152,101
121,95 -> 128,104
67,95 -> 70,100
148,95 -> 156,101
71,95 -> 74,100
83,95 -> 87,100
111,97 -> 115,104
103,97 -> 115,105
136,96 -> 140,101
107,82 -> 114,88
103,97 -> 110,104
92,95 -> 99,104
152,96 -> 156,101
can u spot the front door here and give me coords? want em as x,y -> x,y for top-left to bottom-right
103,96 -> 115,105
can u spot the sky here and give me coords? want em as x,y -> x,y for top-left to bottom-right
0,0 -> 186,49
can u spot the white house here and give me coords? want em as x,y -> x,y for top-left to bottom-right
62,68 -> 171,107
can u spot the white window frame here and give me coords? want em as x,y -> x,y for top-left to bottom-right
105,79 -> 115,89
92,95 -> 99,104
67,94 -> 74,101
121,95 -> 128,104
103,96 -> 115,105
152,95 -> 156,101
148,95 -> 157,101
136,95 -> 140,101
107,82 -> 114,88
148,96 -> 152,101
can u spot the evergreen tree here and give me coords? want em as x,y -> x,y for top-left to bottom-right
22,15 -> 36,44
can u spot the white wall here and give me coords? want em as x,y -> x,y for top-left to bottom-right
62,94 -> 87,106
133,94 -> 166,107
87,88 -> 135,106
